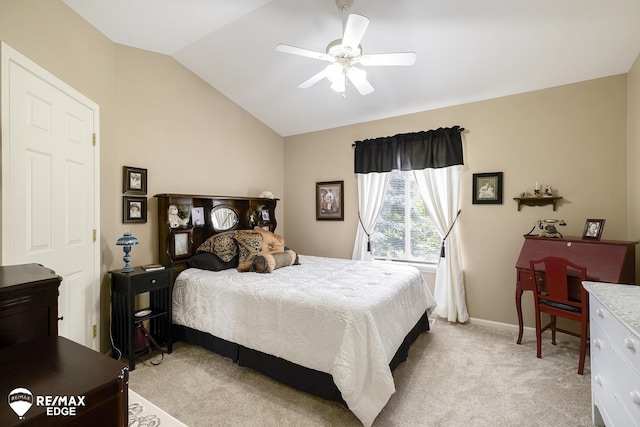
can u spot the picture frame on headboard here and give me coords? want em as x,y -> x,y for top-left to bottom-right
123,166 -> 147,195
123,196 -> 147,223
171,229 -> 192,259
316,181 -> 344,221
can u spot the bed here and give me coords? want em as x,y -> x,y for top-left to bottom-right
155,193 -> 436,426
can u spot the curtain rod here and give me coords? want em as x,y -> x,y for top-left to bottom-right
351,127 -> 466,147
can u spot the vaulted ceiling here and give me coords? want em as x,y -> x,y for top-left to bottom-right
63,0 -> 640,136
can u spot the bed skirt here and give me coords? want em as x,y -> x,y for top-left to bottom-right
173,311 -> 430,403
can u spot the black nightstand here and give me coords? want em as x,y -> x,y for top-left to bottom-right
110,266 -> 173,370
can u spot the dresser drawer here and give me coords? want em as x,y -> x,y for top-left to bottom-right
592,368 -> 638,427
591,296 -> 640,373
591,321 -> 640,426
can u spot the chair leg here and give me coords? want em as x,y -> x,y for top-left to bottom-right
550,315 -> 557,345
578,321 -> 588,375
536,309 -> 542,359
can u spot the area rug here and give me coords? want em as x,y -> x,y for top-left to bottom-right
129,389 -> 188,427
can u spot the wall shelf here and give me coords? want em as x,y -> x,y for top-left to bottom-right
513,196 -> 562,211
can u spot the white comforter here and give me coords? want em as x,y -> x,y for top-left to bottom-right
172,255 -> 436,426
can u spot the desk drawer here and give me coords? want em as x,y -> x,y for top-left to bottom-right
132,270 -> 169,293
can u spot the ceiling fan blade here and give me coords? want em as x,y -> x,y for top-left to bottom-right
298,66 -> 331,89
276,44 -> 331,61
360,52 -> 417,66
347,66 -> 374,95
341,14 -> 369,50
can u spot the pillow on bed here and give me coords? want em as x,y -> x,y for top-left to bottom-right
284,245 -> 301,265
251,250 -> 297,273
234,231 -> 263,272
252,227 -> 285,253
188,252 -> 238,271
196,231 -> 237,262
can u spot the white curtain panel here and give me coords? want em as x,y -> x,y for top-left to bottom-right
352,172 -> 390,261
414,165 -> 469,323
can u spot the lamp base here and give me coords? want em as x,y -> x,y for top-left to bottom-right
121,246 -> 133,273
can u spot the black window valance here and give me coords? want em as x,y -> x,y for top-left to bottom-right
354,126 -> 464,174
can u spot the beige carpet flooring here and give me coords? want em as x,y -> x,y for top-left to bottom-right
128,320 -> 593,426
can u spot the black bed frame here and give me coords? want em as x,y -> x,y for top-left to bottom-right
173,312 -> 430,403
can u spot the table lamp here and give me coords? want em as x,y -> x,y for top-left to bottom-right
116,232 -> 139,273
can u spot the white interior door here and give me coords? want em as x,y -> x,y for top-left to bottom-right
1,43 -> 100,349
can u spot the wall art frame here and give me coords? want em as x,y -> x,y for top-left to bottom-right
472,172 -> 503,205
316,180 -> 344,221
123,196 -> 147,223
123,166 -> 147,195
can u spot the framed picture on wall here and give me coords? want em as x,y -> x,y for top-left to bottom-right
472,172 -> 503,204
123,196 -> 147,223
316,181 -> 344,221
123,166 -> 147,195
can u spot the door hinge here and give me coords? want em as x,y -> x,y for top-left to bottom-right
92,324 -> 97,338
92,229 -> 97,242
92,133 -> 96,146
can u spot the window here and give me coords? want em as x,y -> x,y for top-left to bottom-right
371,170 -> 441,264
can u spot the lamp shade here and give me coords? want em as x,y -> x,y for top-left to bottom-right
116,232 -> 139,247
116,232 -> 139,272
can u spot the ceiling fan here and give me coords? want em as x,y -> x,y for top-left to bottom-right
275,0 -> 416,96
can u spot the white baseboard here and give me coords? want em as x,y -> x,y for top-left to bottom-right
466,317 -> 582,344
467,317 -> 535,337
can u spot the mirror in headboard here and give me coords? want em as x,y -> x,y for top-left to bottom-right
211,205 -> 239,232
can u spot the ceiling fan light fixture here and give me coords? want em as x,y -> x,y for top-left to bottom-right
330,78 -> 346,93
276,0 -> 415,95
326,63 -> 345,84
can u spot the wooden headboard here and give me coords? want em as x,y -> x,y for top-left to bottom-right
155,193 -> 279,274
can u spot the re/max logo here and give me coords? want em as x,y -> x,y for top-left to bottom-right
36,395 -> 86,407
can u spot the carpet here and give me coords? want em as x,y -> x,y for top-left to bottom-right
129,389 -> 188,427
128,320 -> 593,426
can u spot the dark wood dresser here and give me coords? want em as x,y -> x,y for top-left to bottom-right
514,235 -> 638,343
0,264 -> 62,348
0,336 -> 128,426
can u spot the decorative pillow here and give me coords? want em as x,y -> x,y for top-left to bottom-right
196,231 -> 237,262
234,231 -> 263,272
252,250 -> 297,273
187,252 -> 238,271
284,246 -> 301,265
253,227 -> 285,253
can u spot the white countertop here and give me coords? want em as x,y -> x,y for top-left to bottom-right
583,281 -> 640,337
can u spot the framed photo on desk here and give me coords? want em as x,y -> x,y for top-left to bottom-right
582,219 -> 605,240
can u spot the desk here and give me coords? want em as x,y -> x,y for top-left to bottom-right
0,336 -> 128,426
514,235 -> 637,344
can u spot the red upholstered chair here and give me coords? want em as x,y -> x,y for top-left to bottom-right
528,256 -> 589,375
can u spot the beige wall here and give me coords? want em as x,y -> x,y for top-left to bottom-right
0,0 -> 283,351
284,75 -> 630,328
628,54 -> 640,273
